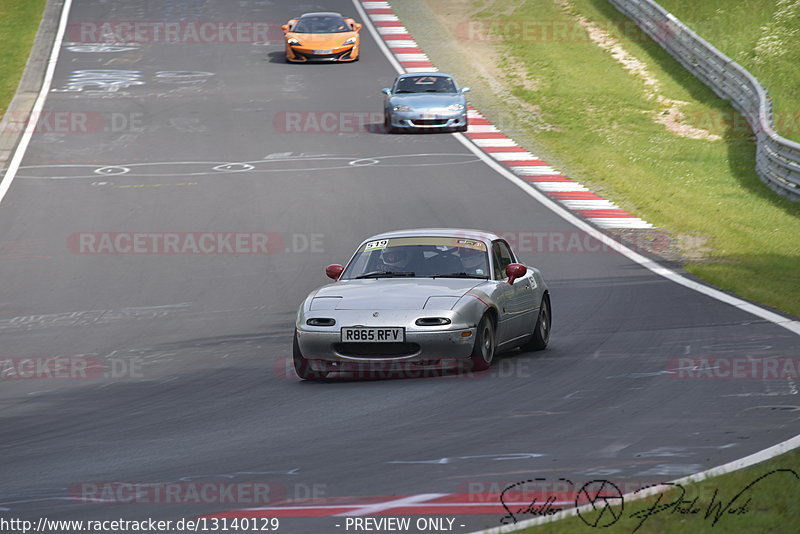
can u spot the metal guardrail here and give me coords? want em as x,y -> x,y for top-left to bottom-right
609,0 -> 800,201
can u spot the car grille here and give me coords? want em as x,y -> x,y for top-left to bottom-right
297,51 -> 349,60
335,342 -> 420,357
410,119 -> 450,126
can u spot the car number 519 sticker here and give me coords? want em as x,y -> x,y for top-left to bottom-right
364,240 -> 389,251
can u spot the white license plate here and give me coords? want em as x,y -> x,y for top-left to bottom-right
420,113 -> 440,119
341,327 -> 405,343
314,49 -> 333,54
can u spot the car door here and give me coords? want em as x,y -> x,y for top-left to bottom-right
491,240 -> 538,347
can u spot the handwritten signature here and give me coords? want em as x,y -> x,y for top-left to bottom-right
499,469 -> 799,531
627,469 -> 798,532
500,479 -> 570,525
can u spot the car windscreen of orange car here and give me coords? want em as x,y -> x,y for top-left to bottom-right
293,16 -> 350,33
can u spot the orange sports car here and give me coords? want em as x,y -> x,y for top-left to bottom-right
282,12 -> 362,63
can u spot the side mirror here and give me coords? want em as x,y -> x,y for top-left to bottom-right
381,88 -> 392,96
326,264 -> 344,281
461,87 -> 471,93
505,263 -> 526,285
354,23 -> 363,31
281,24 -> 289,32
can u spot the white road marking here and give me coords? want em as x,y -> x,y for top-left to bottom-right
590,218 -> 654,229
369,14 -> 399,22
0,0 -> 74,205
386,40 -> 419,48
376,26 -> 408,35
467,125 -> 500,133
472,138 -> 518,148
487,152 -> 540,161
334,493 -> 447,516
533,182 -> 588,192
389,453 -> 545,464
561,199 -> 619,210
509,166 -> 559,175
394,53 -> 430,62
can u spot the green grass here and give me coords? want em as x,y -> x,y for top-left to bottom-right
0,0 -> 46,116
519,448 -> 800,533
399,0 -> 800,317
491,0 -> 800,316
658,0 -> 800,143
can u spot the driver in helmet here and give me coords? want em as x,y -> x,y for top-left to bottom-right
459,246 -> 489,276
379,246 -> 414,271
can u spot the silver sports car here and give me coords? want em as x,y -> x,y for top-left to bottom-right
382,73 -> 470,133
293,229 -> 550,379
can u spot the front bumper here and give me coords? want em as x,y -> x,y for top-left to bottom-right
387,110 -> 467,130
286,45 -> 357,62
296,326 -> 477,371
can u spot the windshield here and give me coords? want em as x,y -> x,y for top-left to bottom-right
293,16 -> 350,33
341,237 -> 490,280
394,75 -> 457,94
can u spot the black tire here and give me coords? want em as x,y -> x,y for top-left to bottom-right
523,295 -> 551,351
470,315 -> 496,371
293,332 -> 328,380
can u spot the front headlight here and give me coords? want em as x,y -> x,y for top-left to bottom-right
287,38 -> 301,46
415,317 -> 452,326
307,318 -> 336,326
448,103 -> 465,111
393,104 -> 413,112
343,37 -> 357,46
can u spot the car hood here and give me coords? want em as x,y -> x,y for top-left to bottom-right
311,278 -> 482,310
389,93 -> 464,109
285,31 -> 357,48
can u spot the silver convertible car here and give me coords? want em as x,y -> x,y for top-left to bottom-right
382,73 -> 470,133
293,229 -> 550,380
